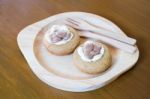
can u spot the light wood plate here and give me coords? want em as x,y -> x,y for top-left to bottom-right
17,12 -> 139,92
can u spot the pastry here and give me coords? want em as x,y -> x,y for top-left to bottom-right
43,25 -> 80,55
73,40 -> 111,74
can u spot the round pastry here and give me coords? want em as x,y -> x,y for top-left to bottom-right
73,40 -> 111,74
43,25 -> 80,55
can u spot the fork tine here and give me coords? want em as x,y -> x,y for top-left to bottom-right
69,18 -> 83,23
64,21 -> 80,29
66,19 -> 79,26
67,18 -> 80,24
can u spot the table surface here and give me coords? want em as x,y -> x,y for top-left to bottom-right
0,0 -> 150,99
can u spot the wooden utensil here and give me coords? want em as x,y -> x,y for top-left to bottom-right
79,31 -> 137,53
66,18 -> 136,45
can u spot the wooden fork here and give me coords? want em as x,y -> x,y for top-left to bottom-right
65,18 -> 136,45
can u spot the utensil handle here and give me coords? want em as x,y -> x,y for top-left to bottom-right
80,31 -> 137,53
89,26 -> 136,45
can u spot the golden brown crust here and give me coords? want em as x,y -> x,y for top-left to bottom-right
43,26 -> 80,55
73,42 -> 112,74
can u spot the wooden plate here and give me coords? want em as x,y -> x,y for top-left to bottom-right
17,12 -> 139,92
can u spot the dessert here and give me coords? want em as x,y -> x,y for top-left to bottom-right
73,40 -> 111,74
43,25 -> 80,55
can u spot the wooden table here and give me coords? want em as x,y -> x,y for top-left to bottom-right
0,0 -> 150,99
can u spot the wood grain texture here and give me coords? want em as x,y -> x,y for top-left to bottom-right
0,0 -> 150,99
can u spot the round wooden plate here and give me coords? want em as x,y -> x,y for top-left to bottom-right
17,12 -> 139,92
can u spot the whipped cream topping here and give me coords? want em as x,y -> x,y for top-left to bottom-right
77,41 -> 105,62
44,25 -> 73,45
